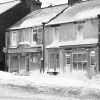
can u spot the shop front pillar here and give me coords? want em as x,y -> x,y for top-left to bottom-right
8,54 -> 11,72
18,54 -> 21,74
26,54 -> 29,73
70,51 -> 72,73
59,49 -> 63,73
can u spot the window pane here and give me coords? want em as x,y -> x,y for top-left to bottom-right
91,57 -> 95,65
73,62 -> 77,70
23,29 -> 30,42
67,57 -> 70,64
18,30 -> 23,43
33,30 -> 37,42
78,54 -> 82,61
83,62 -> 87,70
11,31 -> 17,46
83,54 -> 87,61
78,62 -> 82,70
73,54 -> 77,61
50,53 -> 54,69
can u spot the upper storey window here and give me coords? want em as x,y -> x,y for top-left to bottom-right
11,31 -> 18,47
76,23 -> 84,40
53,26 -> 59,41
31,29 -> 37,46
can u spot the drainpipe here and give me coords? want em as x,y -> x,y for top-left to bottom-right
41,22 -> 46,73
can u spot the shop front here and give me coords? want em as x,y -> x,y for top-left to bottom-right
7,47 -> 42,74
60,46 -> 98,76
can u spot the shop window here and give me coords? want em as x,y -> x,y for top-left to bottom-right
78,54 -> 82,61
56,54 -> 59,59
91,57 -> 95,65
30,54 -> 38,64
73,54 -> 77,61
73,62 -> 77,70
72,52 -> 87,71
83,54 -> 87,61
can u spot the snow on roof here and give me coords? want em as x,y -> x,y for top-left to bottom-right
10,4 -> 67,30
59,38 -> 98,47
0,0 -> 20,14
47,0 -> 100,25
46,39 -> 98,49
46,40 -> 59,49
75,8 -> 100,21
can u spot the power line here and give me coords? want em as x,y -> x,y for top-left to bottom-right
0,0 -> 19,5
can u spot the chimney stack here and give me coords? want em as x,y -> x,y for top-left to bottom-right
21,0 -> 42,12
68,0 -> 82,5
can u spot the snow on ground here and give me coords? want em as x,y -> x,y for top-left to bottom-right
1,70 -> 100,97
0,70 -> 99,89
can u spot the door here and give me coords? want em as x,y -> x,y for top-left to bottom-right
65,52 -> 71,72
90,51 -> 97,75
49,50 -> 60,72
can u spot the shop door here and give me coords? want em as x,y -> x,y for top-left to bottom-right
90,51 -> 97,75
49,51 -> 60,72
65,52 -> 70,72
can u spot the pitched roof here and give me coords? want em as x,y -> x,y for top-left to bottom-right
47,0 -> 100,25
0,0 -> 20,14
10,4 -> 68,30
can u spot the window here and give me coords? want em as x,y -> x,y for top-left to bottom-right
72,52 -> 87,70
32,30 -> 37,42
37,29 -> 42,44
31,29 -> 37,46
18,29 -> 30,44
53,26 -> 59,41
30,54 -> 38,64
76,23 -> 84,40
11,31 -> 18,47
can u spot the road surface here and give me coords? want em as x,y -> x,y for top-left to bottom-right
0,84 -> 97,100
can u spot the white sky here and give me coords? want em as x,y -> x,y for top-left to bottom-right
0,0 -> 68,7
40,0 -> 67,7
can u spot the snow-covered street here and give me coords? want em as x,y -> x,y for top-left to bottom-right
0,71 -> 100,99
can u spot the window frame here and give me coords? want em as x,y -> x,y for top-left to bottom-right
11,31 -> 18,47
76,22 -> 84,40
31,29 -> 37,46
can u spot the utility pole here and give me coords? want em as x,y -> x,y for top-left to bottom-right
98,15 -> 100,73
41,22 -> 46,73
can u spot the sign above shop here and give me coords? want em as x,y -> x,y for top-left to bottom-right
90,51 -> 95,56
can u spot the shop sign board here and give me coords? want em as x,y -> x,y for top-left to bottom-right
90,51 -> 95,56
